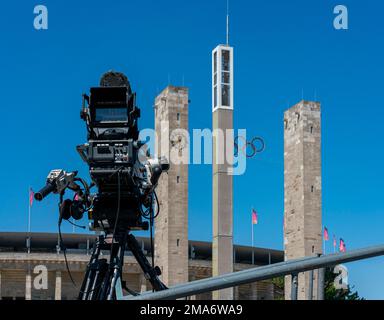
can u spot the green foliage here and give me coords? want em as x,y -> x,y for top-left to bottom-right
324,266 -> 364,300
271,276 -> 285,300
271,267 -> 364,300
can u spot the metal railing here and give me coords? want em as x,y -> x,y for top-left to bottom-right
121,244 -> 384,300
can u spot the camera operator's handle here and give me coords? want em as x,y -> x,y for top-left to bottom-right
35,182 -> 56,201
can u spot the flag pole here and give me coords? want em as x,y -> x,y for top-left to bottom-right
251,206 -> 255,265
333,235 -> 336,254
28,188 -> 31,233
322,226 -> 326,255
27,187 -> 31,254
251,216 -> 254,265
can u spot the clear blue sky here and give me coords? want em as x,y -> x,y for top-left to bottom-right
0,0 -> 383,299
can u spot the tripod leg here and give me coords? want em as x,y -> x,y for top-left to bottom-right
88,258 -> 108,300
127,233 -> 168,292
78,235 -> 104,300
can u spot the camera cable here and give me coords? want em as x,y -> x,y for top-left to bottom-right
110,168 -> 122,262
67,218 -> 86,230
58,192 -> 77,287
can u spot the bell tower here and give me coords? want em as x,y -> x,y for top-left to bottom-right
212,43 -> 234,300
284,100 -> 322,300
154,86 -> 189,286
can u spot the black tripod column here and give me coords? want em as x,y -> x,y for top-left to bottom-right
106,232 -> 128,300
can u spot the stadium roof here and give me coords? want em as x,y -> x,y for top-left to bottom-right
0,232 -> 283,265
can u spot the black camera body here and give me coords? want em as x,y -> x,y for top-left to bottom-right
74,73 -> 165,233
35,72 -> 169,234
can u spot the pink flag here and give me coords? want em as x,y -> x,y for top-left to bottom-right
333,234 -> 337,249
252,209 -> 258,225
339,238 -> 346,252
324,227 -> 329,241
29,188 -> 34,207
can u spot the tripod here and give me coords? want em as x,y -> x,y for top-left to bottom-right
78,231 -> 167,300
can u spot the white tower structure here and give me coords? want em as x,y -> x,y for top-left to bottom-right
212,45 -> 234,113
211,24 -> 234,299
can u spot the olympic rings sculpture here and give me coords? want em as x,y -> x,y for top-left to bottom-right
234,136 -> 265,158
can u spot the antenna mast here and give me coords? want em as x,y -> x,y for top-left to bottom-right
226,0 -> 229,45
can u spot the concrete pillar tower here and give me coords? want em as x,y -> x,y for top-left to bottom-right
283,100 -> 322,300
25,271 -> 32,300
55,271 -> 62,300
212,44 -> 234,300
154,86 -> 189,287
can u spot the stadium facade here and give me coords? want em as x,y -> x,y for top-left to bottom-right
0,232 -> 283,300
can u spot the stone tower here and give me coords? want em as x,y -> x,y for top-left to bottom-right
154,86 -> 189,286
283,100 -> 322,300
212,44 -> 234,300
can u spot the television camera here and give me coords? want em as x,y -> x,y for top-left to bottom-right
34,72 -> 169,300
